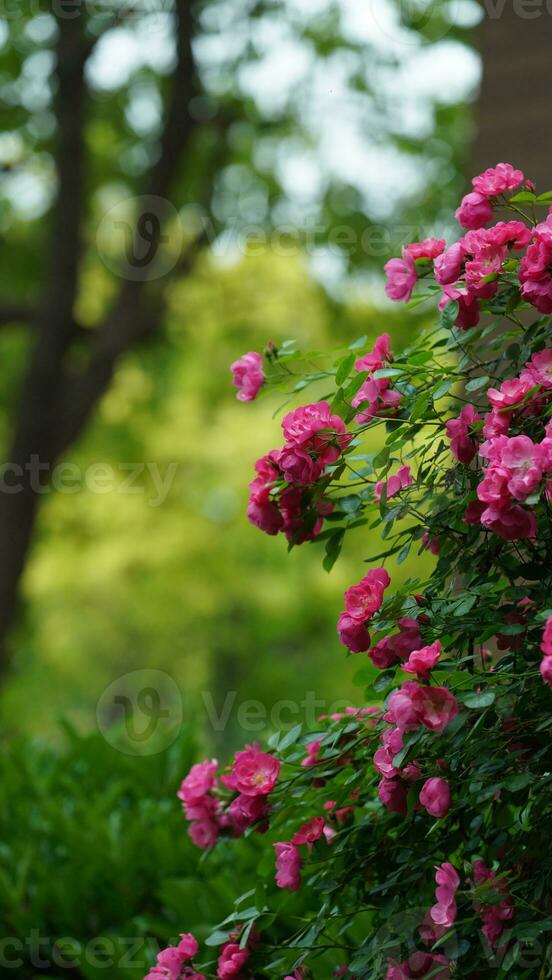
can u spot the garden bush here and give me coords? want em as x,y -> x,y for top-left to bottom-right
144,163 -> 552,979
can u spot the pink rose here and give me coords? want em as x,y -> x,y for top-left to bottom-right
387,682 -> 458,734
402,641 -> 442,679
274,842 -> 301,891
344,567 -> 391,622
291,816 -> 326,847
445,404 -> 481,464
430,862 -> 460,928
455,191 -> 493,230
230,743 -> 281,797
419,777 -> 451,818
541,616 -> 552,656
471,162 -> 525,197
230,351 -> 264,401
540,656 -> 552,688
354,333 -> 392,372
386,681 -> 423,733
406,237 -> 446,260
524,348 -> 552,390
337,612 -> 371,653
374,465 -> 412,503
217,942 -> 250,979
188,816 -> 220,849
378,776 -> 408,815
301,738 -> 321,767
178,759 -> 218,805
415,685 -> 459,733
384,249 -> 417,302
434,242 -> 466,285
227,793 -> 270,835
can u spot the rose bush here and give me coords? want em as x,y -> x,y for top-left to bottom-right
144,165 -> 552,978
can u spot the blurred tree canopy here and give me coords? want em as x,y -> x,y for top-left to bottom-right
0,1 -> 478,693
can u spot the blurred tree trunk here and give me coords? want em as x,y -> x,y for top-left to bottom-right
0,1 -> 204,677
473,2 -> 552,187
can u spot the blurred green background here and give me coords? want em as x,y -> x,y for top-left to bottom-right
0,1 -> 483,751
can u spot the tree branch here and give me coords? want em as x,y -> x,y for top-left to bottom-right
53,0 -> 200,455
0,305 -> 37,326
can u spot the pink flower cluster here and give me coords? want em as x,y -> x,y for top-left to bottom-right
449,350 -> 552,539
445,404 -> 481,465
374,722 -> 451,819
248,401 -> 350,542
520,213 -> 552,313
384,163 -> 552,328
384,238 -> 445,304
217,926 -> 259,979
472,861 -> 514,947
386,681 -> 459,735
145,934 -> 204,980
540,616 -> 552,687
351,334 -> 403,423
432,862 -> 459,928
274,816 -> 328,892
178,745 -> 280,849
374,465 -> 412,503
368,616 -> 423,669
374,725 -> 421,816
456,163 -> 526,230
230,351 -> 265,402
337,567 -> 391,653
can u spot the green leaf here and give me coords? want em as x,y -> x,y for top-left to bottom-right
462,690 -> 495,709
465,375 -> 489,392
440,300 -> 459,329
335,352 -> 356,386
278,723 -> 303,751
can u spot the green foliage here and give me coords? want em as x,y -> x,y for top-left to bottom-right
0,727 -> 254,979
136,193 -> 552,977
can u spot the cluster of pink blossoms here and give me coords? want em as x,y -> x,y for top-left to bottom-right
419,862 -> 459,946
230,351 -> 265,402
145,934 -> 204,980
445,348 -> 552,541
217,926 -> 260,979
247,401 -> 351,542
472,860 -> 514,947
336,567 -> 391,653
384,163 -> 552,330
177,744 -> 280,849
374,688 -> 454,820
274,815 -> 331,892
351,333 -> 402,423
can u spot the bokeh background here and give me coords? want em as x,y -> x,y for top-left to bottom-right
1,0 -> 551,752
2,2 -> 552,976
